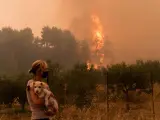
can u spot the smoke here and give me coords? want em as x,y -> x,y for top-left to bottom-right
56,0 -> 160,64
56,0 -> 114,65
56,0 -> 106,39
1,0 -> 160,64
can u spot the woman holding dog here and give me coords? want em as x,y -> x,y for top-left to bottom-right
26,60 -> 57,120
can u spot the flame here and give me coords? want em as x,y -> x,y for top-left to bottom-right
87,14 -> 105,70
87,60 -> 91,70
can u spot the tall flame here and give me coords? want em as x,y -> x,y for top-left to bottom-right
87,14 -> 105,70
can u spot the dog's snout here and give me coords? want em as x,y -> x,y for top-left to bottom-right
36,90 -> 39,94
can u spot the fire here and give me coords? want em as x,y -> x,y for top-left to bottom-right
87,60 -> 91,70
87,14 -> 105,70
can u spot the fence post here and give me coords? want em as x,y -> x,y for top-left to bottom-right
150,71 -> 155,120
103,69 -> 109,120
64,83 -> 67,105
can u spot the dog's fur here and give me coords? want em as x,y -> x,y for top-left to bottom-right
31,81 -> 58,114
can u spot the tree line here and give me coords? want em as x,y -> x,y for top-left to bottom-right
0,60 -> 160,110
0,26 -> 89,75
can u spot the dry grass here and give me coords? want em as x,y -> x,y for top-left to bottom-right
0,101 -> 158,120
2,83 -> 160,120
52,101 -> 160,120
0,113 -> 30,120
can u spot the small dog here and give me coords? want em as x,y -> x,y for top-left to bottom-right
32,81 -> 58,114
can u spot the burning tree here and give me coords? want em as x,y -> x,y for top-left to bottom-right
87,14 -> 105,69
70,13 -> 113,69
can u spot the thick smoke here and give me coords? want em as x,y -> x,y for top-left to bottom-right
56,0 -> 160,64
1,0 -> 160,64
56,0 -> 114,65
56,0 -> 107,39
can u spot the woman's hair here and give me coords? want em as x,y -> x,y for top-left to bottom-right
29,60 -> 48,74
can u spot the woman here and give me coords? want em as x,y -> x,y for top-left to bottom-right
26,60 -> 55,120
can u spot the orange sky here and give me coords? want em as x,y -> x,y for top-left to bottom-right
0,0 -> 61,36
0,0 -> 160,63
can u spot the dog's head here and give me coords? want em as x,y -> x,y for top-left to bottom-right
33,81 -> 44,95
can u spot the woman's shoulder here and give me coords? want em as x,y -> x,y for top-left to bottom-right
26,80 -> 49,90
27,79 -> 34,86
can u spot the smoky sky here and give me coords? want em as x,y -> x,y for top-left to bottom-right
56,0 -> 160,63
1,0 -> 160,63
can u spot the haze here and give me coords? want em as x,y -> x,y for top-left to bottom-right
0,0 -> 160,63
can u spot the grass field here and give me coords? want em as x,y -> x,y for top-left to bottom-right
0,101 -> 160,120
1,83 -> 160,120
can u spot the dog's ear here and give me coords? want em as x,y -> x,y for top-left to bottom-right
40,82 -> 43,86
33,82 -> 35,86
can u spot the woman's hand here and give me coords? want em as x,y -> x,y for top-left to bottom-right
44,109 -> 55,116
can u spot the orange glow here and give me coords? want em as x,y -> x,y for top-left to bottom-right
87,14 -> 105,70
87,60 -> 91,70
